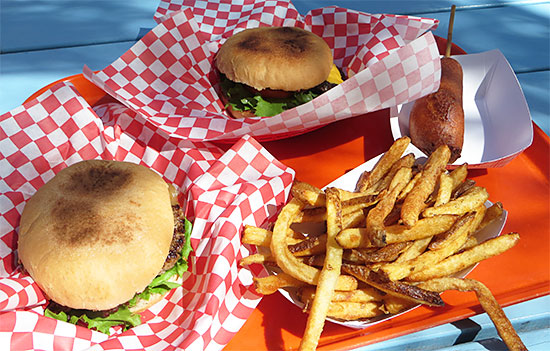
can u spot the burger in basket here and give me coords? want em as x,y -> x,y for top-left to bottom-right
215,26 -> 344,118
17,160 -> 192,334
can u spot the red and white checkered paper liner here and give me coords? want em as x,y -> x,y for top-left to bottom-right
0,81 -> 294,350
83,0 -> 441,142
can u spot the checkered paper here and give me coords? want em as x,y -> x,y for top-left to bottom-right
83,0 -> 441,142
0,81 -> 294,350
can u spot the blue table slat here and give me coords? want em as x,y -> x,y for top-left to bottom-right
415,2 -> 550,73
292,0 -> 548,16
0,41 -> 135,112
0,0 -> 157,53
2,1 -> 547,53
516,71 -> 550,134
354,295 -> 550,351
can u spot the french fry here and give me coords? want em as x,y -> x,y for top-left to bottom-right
355,170 -> 370,193
292,180 -> 374,207
398,171 -> 422,200
427,205 -> 485,251
242,225 -> 272,246
299,286 -> 384,303
435,172 -> 453,206
242,225 -> 304,247
452,178 -> 476,199
449,163 -> 469,189
381,212 -> 475,281
460,235 -> 480,251
373,153 -> 415,193
418,278 -> 527,351
342,265 -> 444,307
470,204 -> 487,234
300,291 -> 383,320
401,144 -> 451,227
254,273 -> 306,295
356,136 -> 410,193
290,235 -> 327,257
295,195 -> 377,223
381,295 -> 419,314
395,237 -> 432,262
340,189 -> 378,201
366,167 -> 412,246
270,198 -> 357,290
300,188 -> 344,351
335,228 -> 371,248
366,168 -> 412,246
353,242 -> 412,263
294,195 -> 378,223
293,206 -> 325,223
383,202 -> 402,226
336,214 -> 458,249
292,180 -> 325,207
325,301 -> 382,320
342,250 -> 368,264
343,195 -> 378,214
343,209 -> 366,229
422,186 -> 489,217
408,233 -> 520,281
239,252 -> 273,266
478,201 -> 504,231
429,212 -> 479,250
386,214 -> 458,243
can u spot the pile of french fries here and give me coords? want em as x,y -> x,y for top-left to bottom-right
240,137 -> 526,351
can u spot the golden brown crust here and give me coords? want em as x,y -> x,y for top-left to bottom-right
409,57 -> 464,163
18,160 -> 174,311
215,26 -> 333,91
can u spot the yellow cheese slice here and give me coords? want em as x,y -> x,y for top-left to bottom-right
326,64 -> 344,84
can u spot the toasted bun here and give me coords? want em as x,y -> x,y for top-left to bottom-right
18,160 -> 174,311
215,26 -> 333,91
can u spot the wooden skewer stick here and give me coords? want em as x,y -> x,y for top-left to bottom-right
445,5 -> 457,57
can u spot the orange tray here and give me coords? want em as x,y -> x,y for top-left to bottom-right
26,37 -> 550,350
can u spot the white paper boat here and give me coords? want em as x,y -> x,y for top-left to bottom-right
390,49 -> 533,168
277,152 -> 508,329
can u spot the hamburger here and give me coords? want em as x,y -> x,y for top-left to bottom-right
215,26 -> 344,118
17,160 -> 192,334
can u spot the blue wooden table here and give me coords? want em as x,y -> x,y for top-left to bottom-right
1,1 -> 548,350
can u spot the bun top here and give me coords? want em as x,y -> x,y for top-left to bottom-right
215,26 -> 333,91
18,160 -> 174,311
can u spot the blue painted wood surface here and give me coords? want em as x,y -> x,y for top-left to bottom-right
0,1 -> 548,349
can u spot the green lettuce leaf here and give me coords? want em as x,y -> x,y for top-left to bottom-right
219,75 -> 321,117
45,218 -> 193,334
45,304 -> 141,335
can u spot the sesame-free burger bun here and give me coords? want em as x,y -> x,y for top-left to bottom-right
18,159 -> 174,311
215,26 -> 333,91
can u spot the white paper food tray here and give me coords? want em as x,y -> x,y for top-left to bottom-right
390,49 -> 533,168
276,152 -> 507,329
